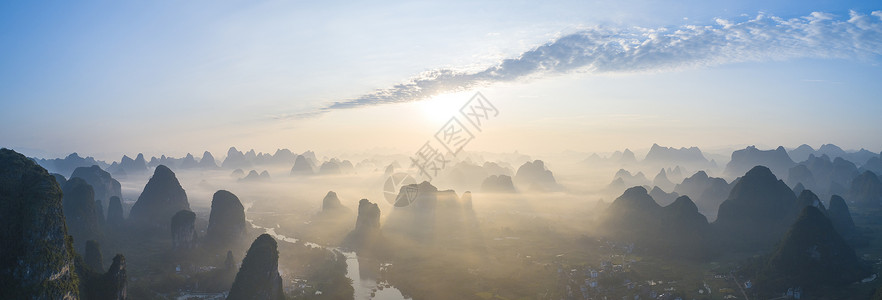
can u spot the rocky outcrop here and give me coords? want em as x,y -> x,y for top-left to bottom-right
171,210 -> 197,251
384,182 -> 482,249
828,195 -> 856,237
106,196 -> 125,228
228,234 -> 284,300
319,160 -> 343,174
649,186 -> 679,206
513,160 -> 558,191
652,169 -> 675,192
848,171 -> 882,206
643,144 -> 709,168
0,148 -> 79,299
198,151 -> 218,169
238,170 -> 270,182
599,187 -> 712,259
205,190 -> 246,248
788,144 -> 816,163
128,165 -> 190,230
724,146 -> 795,179
179,153 -> 198,169
70,165 -> 122,215
85,240 -> 103,272
481,174 -> 516,193
321,191 -> 349,213
79,253 -> 127,300
796,190 -> 827,215
290,155 -> 315,175
62,177 -> 104,250
714,166 -> 798,249
222,147 -> 250,169
105,255 -> 127,300
118,153 -> 148,175
674,171 -> 731,216
343,199 -> 382,250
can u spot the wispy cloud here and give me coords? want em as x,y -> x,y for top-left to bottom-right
321,11 -> 882,112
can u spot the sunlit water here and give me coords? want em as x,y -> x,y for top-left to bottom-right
244,202 -> 409,300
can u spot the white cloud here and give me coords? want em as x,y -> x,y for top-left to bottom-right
321,11 -> 882,112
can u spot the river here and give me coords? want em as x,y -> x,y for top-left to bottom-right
245,203 -> 409,300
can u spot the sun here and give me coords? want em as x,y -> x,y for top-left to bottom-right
417,92 -> 471,124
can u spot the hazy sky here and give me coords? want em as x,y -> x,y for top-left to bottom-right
2,1 -> 881,161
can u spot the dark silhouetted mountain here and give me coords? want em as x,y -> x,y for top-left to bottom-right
652,168 -> 675,192
724,146 -> 795,179
601,187 -> 661,236
649,186 -> 679,206
85,240 -> 103,272
180,153 -> 198,169
817,144 -> 847,160
714,166 -> 798,249
128,165 -> 190,230
198,151 -> 219,169
787,164 -> 816,191
290,155 -> 315,175
832,157 -> 859,186
862,156 -> 882,175
673,171 -> 731,220
117,153 -> 148,175
71,165 -> 121,215
848,171 -> 882,206
762,206 -> 869,288
171,210 -> 197,251
222,147 -> 250,169
319,160 -> 342,174
788,144 -> 816,163
797,154 -> 859,199
514,160 -> 558,191
62,177 -> 104,251
828,195 -> 856,237
481,174 -> 516,193
205,190 -> 246,248
51,173 -> 66,187
599,187 -> 711,259
796,190 -> 827,215
612,169 -> 650,187
658,196 -> 712,258
33,152 -> 110,178
228,234 -> 284,300
643,144 -> 709,167
0,148 -> 79,298
343,199 -> 382,250
106,196 -> 125,228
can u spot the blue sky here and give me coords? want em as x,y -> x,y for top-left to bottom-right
1,1 -> 880,160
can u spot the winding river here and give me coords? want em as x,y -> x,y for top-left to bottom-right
245,203 -> 409,300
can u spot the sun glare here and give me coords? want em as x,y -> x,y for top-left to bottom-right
417,92 -> 470,124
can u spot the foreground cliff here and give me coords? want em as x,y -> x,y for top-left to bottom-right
0,148 -> 79,298
228,234 -> 284,300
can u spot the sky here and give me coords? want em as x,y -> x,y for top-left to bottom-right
1,0 -> 881,161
